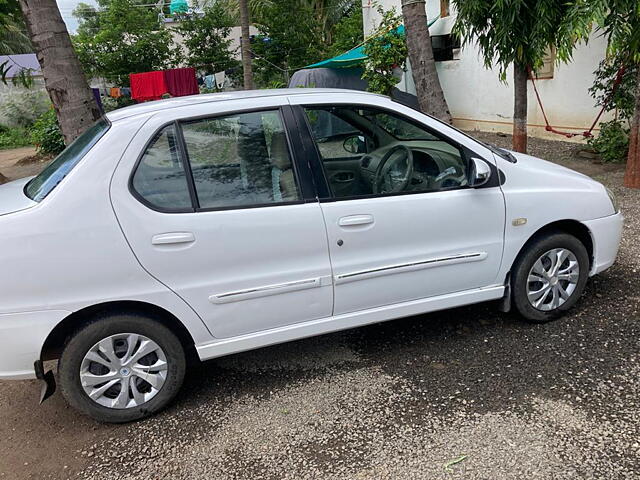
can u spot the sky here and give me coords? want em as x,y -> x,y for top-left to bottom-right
57,0 -> 98,33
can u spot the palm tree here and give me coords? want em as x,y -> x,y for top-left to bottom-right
18,0 -> 100,143
401,0 -> 451,123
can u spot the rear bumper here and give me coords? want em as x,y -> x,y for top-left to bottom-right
584,212 -> 623,276
0,310 -> 69,380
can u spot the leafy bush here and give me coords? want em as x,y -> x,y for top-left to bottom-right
362,7 -> 407,96
30,109 -> 65,155
588,120 -> 629,163
589,60 -> 637,122
0,88 -> 50,128
0,125 -> 33,149
587,58 -> 637,163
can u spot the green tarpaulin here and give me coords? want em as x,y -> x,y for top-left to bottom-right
170,0 -> 189,14
305,18 -> 439,69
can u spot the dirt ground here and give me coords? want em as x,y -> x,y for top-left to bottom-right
0,147 -> 50,183
0,133 -> 638,480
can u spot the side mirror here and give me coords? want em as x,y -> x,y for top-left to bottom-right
469,158 -> 492,187
343,135 -> 365,154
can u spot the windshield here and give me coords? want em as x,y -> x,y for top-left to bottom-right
25,119 -> 110,202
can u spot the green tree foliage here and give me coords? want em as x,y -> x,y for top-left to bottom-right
0,0 -> 33,86
361,7 -> 407,96
587,58 -> 638,163
590,59 -> 638,122
589,0 -> 640,185
452,0 -> 593,78
72,0 -> 181,85
30,108 -> 65,154
177,1 -> 239,78
247,0 -> 362,86
590,0 -> 640,64
0,0 -> 30,55
250,0 -> 321,85
327,5 -> 363,57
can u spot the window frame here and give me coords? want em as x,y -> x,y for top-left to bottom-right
128,105 -> 316,214
295,103 -> 489,202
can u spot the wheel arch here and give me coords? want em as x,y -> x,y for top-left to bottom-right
41,300 -> 198,363
509,219 -> 594,277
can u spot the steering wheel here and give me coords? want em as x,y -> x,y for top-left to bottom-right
433,164 -> 466,189
373,145 -> 414,194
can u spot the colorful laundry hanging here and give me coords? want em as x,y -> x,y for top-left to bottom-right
164,68 -> 199,97
109,87 -> 121,98
130,71 -> 168,102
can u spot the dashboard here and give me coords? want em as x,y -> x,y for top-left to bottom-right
358,141 -> 468,193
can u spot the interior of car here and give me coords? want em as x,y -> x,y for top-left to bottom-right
304,106 -> 469,198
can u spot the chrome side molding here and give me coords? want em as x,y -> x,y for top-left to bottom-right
210,277 -> 326,304
335,252 -> 488,285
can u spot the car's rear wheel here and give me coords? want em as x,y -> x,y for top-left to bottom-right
512,232 -> 589,323
59,314 -> 186,423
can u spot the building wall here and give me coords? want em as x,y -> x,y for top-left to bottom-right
362,0 -> 612,142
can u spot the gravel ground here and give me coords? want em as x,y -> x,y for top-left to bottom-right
0,133 -> 639,480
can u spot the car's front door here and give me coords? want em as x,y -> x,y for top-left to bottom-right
294,100 -> 506,315
111,104 -> 333,338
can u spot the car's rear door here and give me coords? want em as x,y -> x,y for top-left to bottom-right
111,99 -> 333,339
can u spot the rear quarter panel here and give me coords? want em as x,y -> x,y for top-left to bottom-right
0,115 -> 212,346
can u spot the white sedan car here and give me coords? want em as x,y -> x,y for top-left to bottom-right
0,89 -> 622,422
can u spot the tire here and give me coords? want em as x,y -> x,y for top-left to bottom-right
59,314 -> 186,423
512,232 -> 589,323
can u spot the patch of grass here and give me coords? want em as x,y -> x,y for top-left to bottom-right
0,126 -> 34,150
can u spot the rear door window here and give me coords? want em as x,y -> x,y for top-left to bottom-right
131,125 -> 193,211
181,110 -> 301,209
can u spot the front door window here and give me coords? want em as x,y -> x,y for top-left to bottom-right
304,106 -> 468,199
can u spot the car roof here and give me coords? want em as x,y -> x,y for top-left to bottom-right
105,88 -> 386,122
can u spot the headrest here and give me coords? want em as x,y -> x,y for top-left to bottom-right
269,132 -> 292,170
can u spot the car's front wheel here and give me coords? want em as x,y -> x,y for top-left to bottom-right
512,232 -> 589,323
58,314 -> 186,423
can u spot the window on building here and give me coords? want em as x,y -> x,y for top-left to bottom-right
440,0 -> 450,17
533,48 -> 556,79
432,34 -> 461,62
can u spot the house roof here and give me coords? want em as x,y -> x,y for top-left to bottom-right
0,54 -> 41,78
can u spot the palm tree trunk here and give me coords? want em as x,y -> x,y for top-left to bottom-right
238,0 -> 254,90
18,0 -> 100,144
401,0 -> 451,124
624,66 -> 640,188
513,63 -> 528,153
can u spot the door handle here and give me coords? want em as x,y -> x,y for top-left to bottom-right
338,214 -> 374,227
151,232 -> 196,245
333,171 -> 355,183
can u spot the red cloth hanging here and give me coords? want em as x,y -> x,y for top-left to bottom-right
130,71 -> 168,102
164,68 -> 199,97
